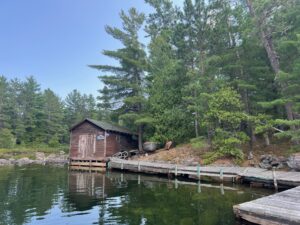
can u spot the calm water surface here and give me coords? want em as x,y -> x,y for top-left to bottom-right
0,165 -> 274,225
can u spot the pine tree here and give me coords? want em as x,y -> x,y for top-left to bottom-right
147,31 -> 191,143
90,8 -> 147,151
0,76 -> 10,129
41,89 -> 67,145
64,89 -> 86,127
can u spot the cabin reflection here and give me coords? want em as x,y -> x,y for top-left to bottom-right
68,171 -> 111,211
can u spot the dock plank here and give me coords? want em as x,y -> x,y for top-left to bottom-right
234,186 -> 300,225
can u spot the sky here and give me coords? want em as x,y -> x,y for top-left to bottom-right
0,0 -> 158,98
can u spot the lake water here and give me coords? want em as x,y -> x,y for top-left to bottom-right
0,165 -> 274,225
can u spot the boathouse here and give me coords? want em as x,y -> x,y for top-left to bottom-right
69,118 -> 137,167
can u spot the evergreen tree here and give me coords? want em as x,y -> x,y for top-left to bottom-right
90,8 -> 147,151
0,76 -> 10,129
20,76 -> 44,144
147,31 -> 191,143
41,89 -> 67,145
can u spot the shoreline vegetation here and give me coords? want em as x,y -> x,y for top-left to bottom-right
1,1 -> 300,169
0,146 -> 69,166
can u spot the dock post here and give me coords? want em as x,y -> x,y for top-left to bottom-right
175,165 -> 178,176
138,161 -> 141,172
197,164 -> 201,180
220,169 -> 223,182
121,162 -> 124,170
197,180 -> 201,193
220,183 -> 224,195
107,161 -> 111,169
272,167 -> 278,191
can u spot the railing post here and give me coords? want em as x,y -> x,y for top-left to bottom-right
121,162 -> 124,170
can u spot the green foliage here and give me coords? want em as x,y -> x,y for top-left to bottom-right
190,137 -> 208,149
202,152 -> 223,165
203,88 -> 248,161
0,128 -> 16,149
48,136 -> 60,148
90,8 -> 147,151
212,129 -> 246,161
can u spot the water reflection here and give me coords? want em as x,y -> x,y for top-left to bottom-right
68,172 -> 108,211
0,165 -> 273,225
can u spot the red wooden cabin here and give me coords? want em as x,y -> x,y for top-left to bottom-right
69,118 -> 137,166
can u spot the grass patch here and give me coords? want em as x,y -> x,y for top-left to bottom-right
190,137 -> 209,149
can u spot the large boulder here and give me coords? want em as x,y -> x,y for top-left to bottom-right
143,142 -> 158,152
287,153 -> 300,171
259,154 -> 285,169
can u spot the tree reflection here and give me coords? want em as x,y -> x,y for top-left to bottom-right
0,167 -> 271,225
0,165 -> 67,225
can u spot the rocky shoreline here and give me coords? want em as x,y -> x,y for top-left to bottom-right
0,152 -> 68,166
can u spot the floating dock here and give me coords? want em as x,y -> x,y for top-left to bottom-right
233,186 -> 300,225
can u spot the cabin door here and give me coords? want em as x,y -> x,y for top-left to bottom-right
78,134 -> 96,158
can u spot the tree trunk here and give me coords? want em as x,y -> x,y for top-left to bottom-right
246,0 -> 294,123
194,112 -> 199,138
138,125 -> 143,152
264,133 -> 270,146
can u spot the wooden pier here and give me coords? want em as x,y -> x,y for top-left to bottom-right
109,158 -> 300,187
233,186 -> 300,225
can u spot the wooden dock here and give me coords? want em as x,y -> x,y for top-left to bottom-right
233,186 -> 300,225
69,158 -> 107,171
109,158 -> 300,187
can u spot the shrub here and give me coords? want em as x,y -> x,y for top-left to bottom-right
190,136 -> 208,149
0,128 -> 16,149
48,136 -> 60,148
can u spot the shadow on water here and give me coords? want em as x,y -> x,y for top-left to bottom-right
0,165 -> 273,225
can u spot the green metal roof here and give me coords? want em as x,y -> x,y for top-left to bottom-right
71,118 -> 137,135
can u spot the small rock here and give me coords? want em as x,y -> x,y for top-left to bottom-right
35,152 -> 45,161
287,153 -> 300,171
260,155 -> 267,161
165,141 -> 173,150
278,156 -> 287,163
259,162 -> 271,169
262,159 -> 269,164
